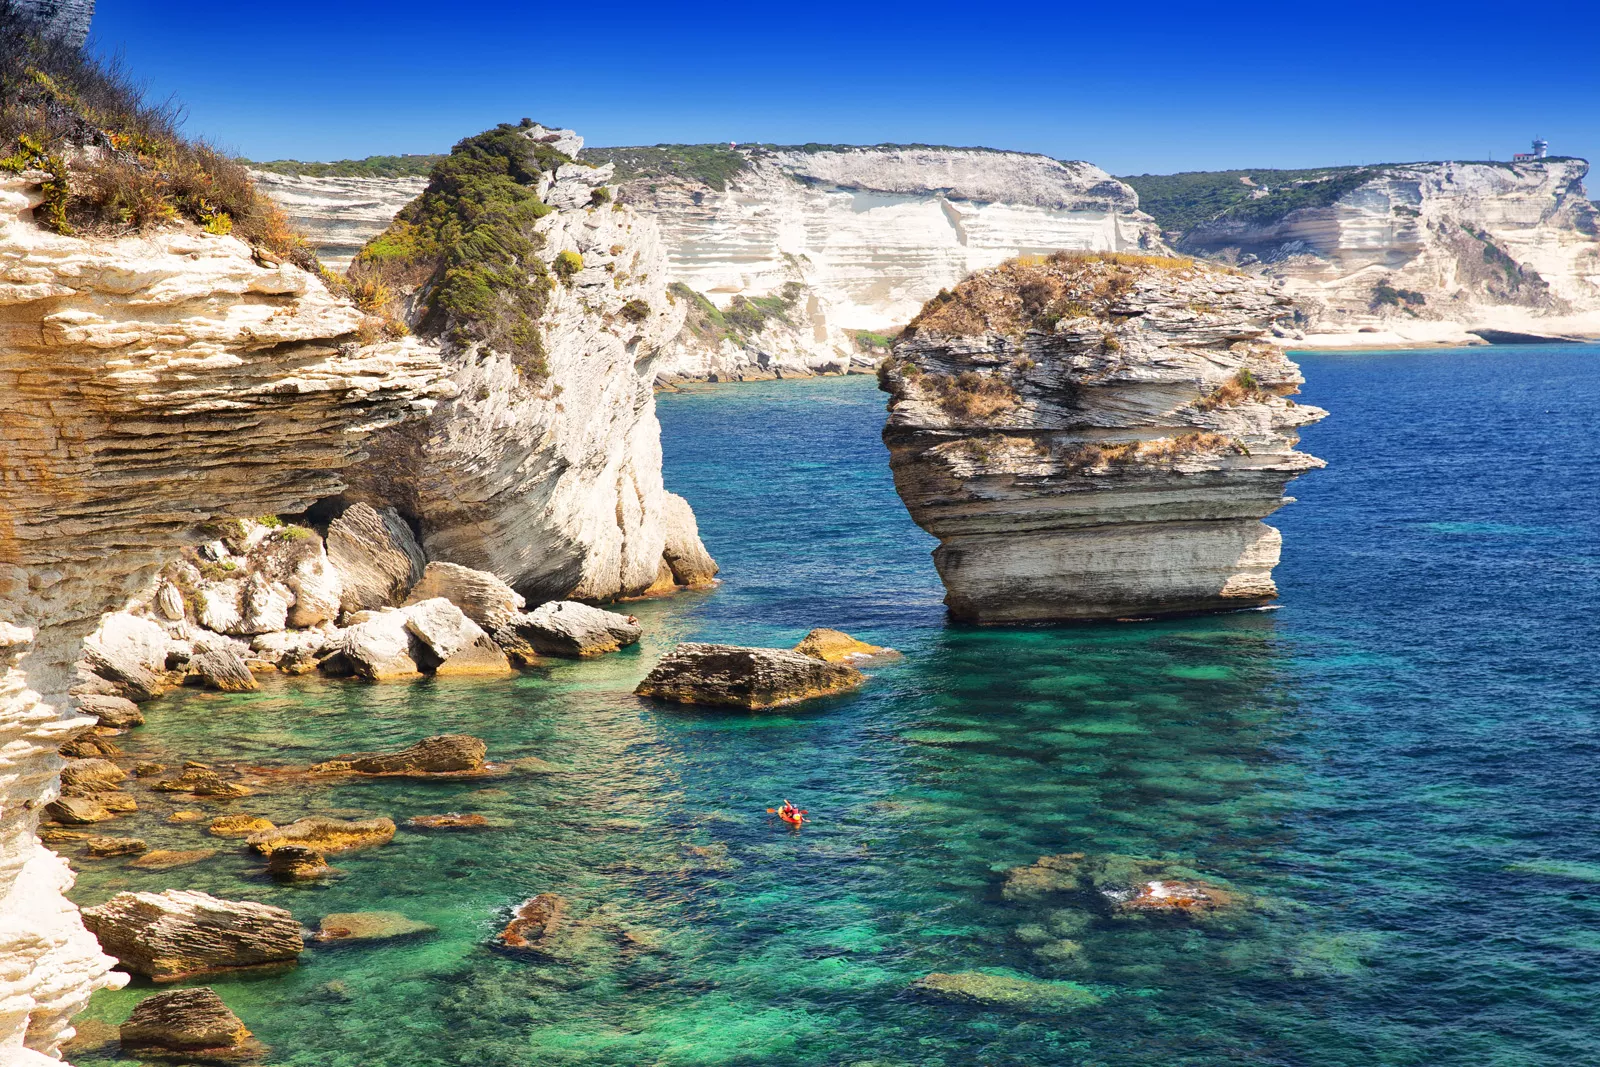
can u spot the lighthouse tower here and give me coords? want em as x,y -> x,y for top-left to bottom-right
1532,138 -> 1549,159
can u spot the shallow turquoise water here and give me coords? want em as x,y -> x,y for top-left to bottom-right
68,345 -> 1600,1065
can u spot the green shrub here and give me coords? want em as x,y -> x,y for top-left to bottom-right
1372,282 -> 1427,308
619,298 -> 650,322
247,154 -> 445,178
588,186 -> 611,207
553,250 -> 583,281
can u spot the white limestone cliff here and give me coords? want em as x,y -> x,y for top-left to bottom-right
246,171 -> 428,272
0,172 -> 448,1061
1177,159 -> 1600,347
880,252 -> 1325,622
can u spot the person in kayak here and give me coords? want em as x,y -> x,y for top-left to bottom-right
778,799 -> 803,824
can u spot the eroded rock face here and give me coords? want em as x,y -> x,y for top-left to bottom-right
313,734 -> 486,776
119,986 -> 264,1063
635,643 -> 865,709
0,169 -> 445,1057
404,562 -> 525,628
881,252 -> 1326,622
245,817 -> 396,855
326,503 -> 427,615
81,890 -> 303,982
792,628 -> 891,663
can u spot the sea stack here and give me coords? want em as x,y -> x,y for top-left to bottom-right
880,252 -> 1326,622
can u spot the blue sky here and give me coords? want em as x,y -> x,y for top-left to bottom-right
91,0 -> 1600,176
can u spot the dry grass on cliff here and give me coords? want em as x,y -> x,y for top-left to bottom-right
907,251 -> 1196,338
921,370 -> 1020,419
1061,432 -> 1243,470
0,8 -> 312,265
1194,367 -> 1272,411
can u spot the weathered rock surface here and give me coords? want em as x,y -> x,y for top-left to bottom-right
313,734 -> 487,776
1171,159 -> 1600,347
327,608 -> 422,680
494,893 -> 566,955
792,628 -> 892,663
515,601 -> 642,658
150,764 -> 250,798
313,911 -> 436,942
1002,852 -> 1237,918
264,844 -> 335,881
635,643 -> 865,709
74,694 -> 143,729
660,493 -> 720,586
128,849 -> 216,871
207,815 -> 275,839
44,796 -> 114,825
402,598 -> 512,676
0,161 -> 446,1058
247,170 -> 429,272
119,986 -> 265,1063
407,812 -> 495,831
81,890 -> 303,982
83,836 -> 146,857
246,816 -> 396,855
188,648 -> 259,693
881,252 -> 1326,622
911,971 -> 1102,1013
404,561 -> 525,628
326,502 -> 427,616
58,757 -> 125,796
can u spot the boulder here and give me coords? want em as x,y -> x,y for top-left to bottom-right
155,580 -> 187,621
129,849 -> 217,870
81,889 -> 303,982
85,836 -> 147,857
246,816 -> 396,855
119,986 -> 265,1063
235,573 -> 292,635
265,844 -> 336,881
59,757 -> 127,796
197,581 -> 244,634
75,693 -> 144,729
661,492 -> 719,586
60,733 -> 121,758
326,502 -> 426,614
494,893 -> 565,955
313,911 -> 436,943
514,601 -> 642,658
81,611 -> 170,701
404,561 -> 524,628
99,793 -> 138,813
285,547 -> 343,627
208,815 -> 275,838
313,734 -> 486,776
792,628 -> 892,663
327,608 -> 422,680
249,629 -> 327,674
189,647 -> 259,692
635,643 -> 864,709
402,598 -> 512,676
167,810 -> 203,823
911,971 -> 1102,1013
45,796 -> 115,824
407,812 -> 495,831
151,764 -> 251,798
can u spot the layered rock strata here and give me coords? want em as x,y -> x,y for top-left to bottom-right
80,890 -> 303,982
635,643 -> 865,709
0,171 -> 446,1061
245,171 -> 428,272
1172,159 -> 1600,346
880,252 -> 1326,622
339,124 -> 718,601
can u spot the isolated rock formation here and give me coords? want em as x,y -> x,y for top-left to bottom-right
1168,159 -> 1600,346
515,601 -> 642,658
245,817 -> 396,855
118,987 -> 265,1064
0,166 -> 445,1059
312,734 -> 487,775
80,890 -> 303,982
792,628 -> 891,663
636,643 -> 865,709
880,251 -> 1326,622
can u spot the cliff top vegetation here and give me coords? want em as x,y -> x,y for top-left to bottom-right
0,3 -> 310,265
348,119 -> 571,376
905,251 -> 1198,338
588,141 -> 1043,191
248,154 -> 445,179
670,281 -> 805,345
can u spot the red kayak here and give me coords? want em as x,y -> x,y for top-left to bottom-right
770,804 -> 807,826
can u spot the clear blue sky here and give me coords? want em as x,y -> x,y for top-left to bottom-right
91,0 -> 1600,176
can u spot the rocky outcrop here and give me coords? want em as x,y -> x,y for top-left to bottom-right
311,734 -> 486,775
337,124 -> 718,603
792,628 -> 891,663
12,1 -> 96,48
602,145 -> 1163,383
264,846 -> 334,881
80,890 -> 303,982
910,971 -> 1101,1013
635,643 -> 865,709
246,170 -> 428,272
514,601 -> 642,658
118,986 -> 265,1064
880,252 -> 1326,622
245,816 -> 396,855
325,503 -> 426,614
1168,159 -> 1600,346
494,893 -> 566,956
0,163 -> 447,1059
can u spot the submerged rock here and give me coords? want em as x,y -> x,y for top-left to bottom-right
494,893 -> 566,956
514,601 -> 642,658
911,971 -> 1102,1013
208,815 -> 276,838
81,889 -> 303,982
265,844 -> 336,881
75,693 -> 144,729
1002,852 -> 1236,918
635,643 -> 864,709
150,764 -> 251,798
246,816 -> 396,855
880,252 -> 1326,622
129,849 -> 217,871
314,911 -> 436,943
792,628 -> 893,663
119,986 -> 265,1063
407,812 -> 496,830
84,836 -> 147,857
311,734 -> 486,776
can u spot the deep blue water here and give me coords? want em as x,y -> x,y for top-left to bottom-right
70,344 -> 1600,1066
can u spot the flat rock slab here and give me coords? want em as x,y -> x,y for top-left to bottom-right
911,971 -> 1102,1013
82,889 -> 303,982
129,849 -> 218,870
635,643 -> 864,709
311,734 -> 487,775
247,816 -> 396,855
314,911 -> 436,942
74,693 -> 144,729
792,627 -> 897,663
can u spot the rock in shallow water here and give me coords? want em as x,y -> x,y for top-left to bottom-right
911,971 -> 1102,1013
311,734 -> 487,775
513,601 -> 642,658
188,647 -> 259,692
265,844 -> 336,881
792,628 -> 894,663
129,849 -> 217,871
494,893 -> 566,955
81,889 -> 303,982
75,693 -> 144,729
635,643 -> 864,709
314,911 -> 436,942
247,816 -> 396,855
119,986 -> 265,1063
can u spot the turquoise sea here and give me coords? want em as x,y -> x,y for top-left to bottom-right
68,344 -> 1600,1065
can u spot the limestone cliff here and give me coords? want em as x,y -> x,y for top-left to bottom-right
880,252 -> 1325,622
338,123 -> 715,601
1137,159 -> 1600,346
246,171 -> 427,272
598,145 -> 1164,382
0,173 -> 448,1061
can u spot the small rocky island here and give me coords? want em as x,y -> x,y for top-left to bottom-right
880,252 -> 1326,622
